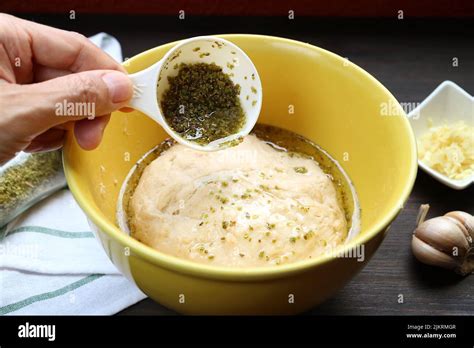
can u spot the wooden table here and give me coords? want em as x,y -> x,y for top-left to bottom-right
21,14 -> 474,315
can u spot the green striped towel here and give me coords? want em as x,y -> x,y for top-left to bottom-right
0,189 -> 146,315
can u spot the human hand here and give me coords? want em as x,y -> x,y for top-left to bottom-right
0,14 -> 133,165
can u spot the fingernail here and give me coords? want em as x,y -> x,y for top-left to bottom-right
102,71 -> 132,103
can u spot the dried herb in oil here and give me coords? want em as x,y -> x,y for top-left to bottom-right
160,62 -> 245,145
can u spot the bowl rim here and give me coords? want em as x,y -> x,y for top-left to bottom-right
63,34 -> 418,282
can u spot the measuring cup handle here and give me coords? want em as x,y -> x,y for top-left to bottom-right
127,61 -> 163,124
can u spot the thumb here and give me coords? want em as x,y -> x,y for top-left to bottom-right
16,70 -> 133,137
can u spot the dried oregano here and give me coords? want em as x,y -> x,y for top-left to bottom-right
160,63 -> 245,145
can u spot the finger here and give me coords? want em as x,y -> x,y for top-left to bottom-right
119,106 -> 134,113
34,68 -> 135,114
13,70 -> 132,138
0,36 -> 16,83
34,65 -> 70,82
54,121 -> 75,131
17,16 -> 125,74
74,114 -> 110,150
24,128 -> 65,153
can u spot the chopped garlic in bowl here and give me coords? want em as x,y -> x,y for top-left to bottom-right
417,121 -> 474,180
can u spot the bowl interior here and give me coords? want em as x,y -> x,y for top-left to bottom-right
64,35 -> 417,271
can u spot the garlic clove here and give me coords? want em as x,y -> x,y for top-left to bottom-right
411,235 -> 459,270
445,211 -> 474,239
414,216 -> 470,258
444,216 -> 471,241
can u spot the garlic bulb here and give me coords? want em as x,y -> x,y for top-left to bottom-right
411,205 -> 474,275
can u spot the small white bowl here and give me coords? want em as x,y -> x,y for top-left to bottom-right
408,81 -> 474,190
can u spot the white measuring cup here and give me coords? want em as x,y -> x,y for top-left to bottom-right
127,36 -> 263,151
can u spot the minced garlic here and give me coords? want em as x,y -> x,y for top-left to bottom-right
418,121 -> 474,180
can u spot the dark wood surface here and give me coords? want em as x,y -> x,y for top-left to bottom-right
15,14 -> 474,315
4,0 -> 474,17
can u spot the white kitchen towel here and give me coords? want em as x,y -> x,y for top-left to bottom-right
0,33 -> 147,315
0,190 -> 146,315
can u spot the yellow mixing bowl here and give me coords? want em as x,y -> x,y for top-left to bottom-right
63,35 -> 417,315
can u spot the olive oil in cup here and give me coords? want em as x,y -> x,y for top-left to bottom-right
127,36 -> 263,151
